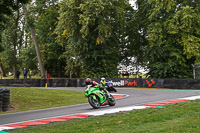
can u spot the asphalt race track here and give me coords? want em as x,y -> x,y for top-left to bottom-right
0,87 -> 200,126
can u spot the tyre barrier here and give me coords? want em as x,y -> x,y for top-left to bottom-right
0,87 -> 10,112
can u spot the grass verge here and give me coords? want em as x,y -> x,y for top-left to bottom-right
9,99 -> 200,133
0,87 -> 87,114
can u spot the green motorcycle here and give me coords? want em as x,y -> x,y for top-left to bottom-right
84,85 -> 116,109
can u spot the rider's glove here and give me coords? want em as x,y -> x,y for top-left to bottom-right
96,84 -> 101,88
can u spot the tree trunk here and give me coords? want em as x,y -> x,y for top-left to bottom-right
70,70 -> 72,79
23,4 -> 45,78
13,6 -> 20,78
0,59 -> 6,77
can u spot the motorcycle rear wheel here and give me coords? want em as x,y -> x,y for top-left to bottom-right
88,95 -> 100,109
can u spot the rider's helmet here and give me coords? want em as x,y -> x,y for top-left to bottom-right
101,77 -> 105,81
85,78 -> 92,85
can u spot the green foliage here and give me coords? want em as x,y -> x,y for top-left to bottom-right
0,0 -> 29,40
36,4 -> 66,77
0,5 -> 37,75
136,0 -> 200,78
18,42 -> 38,71
0,0 -> 30,76
0,16 -> 17,73
55,0 -> 132,78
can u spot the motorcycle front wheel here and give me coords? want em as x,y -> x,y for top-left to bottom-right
108,95 -> 116,106
88,95 -> 100,109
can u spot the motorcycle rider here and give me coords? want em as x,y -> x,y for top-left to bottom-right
100,77 -> 117,92
85,78 -> 111,98
85,78 -> 99,86
100,77 -> 107,87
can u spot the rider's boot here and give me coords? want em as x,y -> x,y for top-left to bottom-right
106,90 -> 112,99
101,87 -> 112,99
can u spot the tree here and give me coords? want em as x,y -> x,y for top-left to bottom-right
120,3 -> 148,74
36,3 -> 66,77
0,13 -> 22,77
23,4 -> 46,78
0,0 -> 29,77
0,0 -> 28,47
135,0 -> 200,78
55,0 -> 132,78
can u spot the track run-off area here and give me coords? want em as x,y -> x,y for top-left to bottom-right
0,87 -> 200,131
